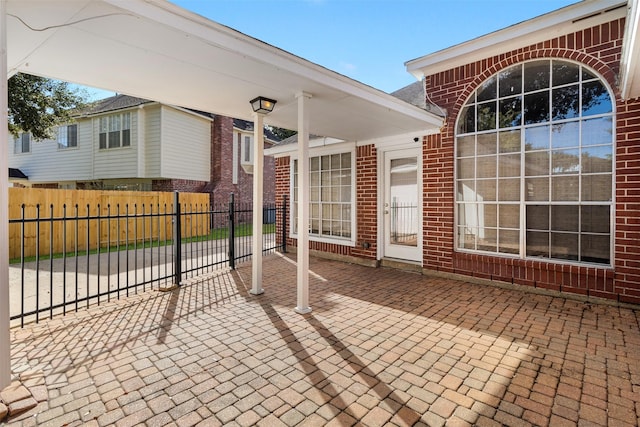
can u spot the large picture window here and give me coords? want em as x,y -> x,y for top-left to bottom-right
99,113 -> 131,149
292,151 -> 354,242
455,60 -> 613,265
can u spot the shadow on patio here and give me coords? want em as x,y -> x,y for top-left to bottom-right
5,253 -> 640,426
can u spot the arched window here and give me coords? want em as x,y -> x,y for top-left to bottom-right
455,59 -> 613,265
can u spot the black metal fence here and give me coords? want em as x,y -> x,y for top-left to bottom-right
8,192 -> 287,327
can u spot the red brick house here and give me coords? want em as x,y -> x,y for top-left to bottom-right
269,0 -> 640,305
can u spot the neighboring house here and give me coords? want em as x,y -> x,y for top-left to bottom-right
8,168 -> 28,187
8,95 -> 278,205
268,0 -> 640,305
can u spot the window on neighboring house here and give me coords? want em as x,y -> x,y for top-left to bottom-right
455,59 -> 613,265
14,133 -> 30,154
292,151 -> 354,242
232,132 -> 239,184
99,112 -> 131,149
57,124 -> 78,149
242,135 -> 252,165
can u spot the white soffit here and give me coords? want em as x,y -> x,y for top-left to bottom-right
620,0 -> 640,99
6,0 -> 443,142
406,0 -> 627,79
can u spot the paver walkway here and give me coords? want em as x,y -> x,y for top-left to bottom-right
5,253 -> 640,426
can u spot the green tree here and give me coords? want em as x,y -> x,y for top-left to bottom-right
269,126 -> 296,141
8,73 -> 87,140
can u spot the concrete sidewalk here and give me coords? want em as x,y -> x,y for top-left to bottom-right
5,253 -> 640,426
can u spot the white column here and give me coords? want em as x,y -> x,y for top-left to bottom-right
295,92 -> 312,314
0,0 -> 12,389
250,112 -> 265,295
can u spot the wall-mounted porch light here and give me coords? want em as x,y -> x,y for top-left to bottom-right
250,96 -> 277,114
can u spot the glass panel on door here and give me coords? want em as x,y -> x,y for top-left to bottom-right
389,157 -> 418,247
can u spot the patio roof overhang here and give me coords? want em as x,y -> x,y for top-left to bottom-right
1,0 -> 445,389
405,0 -> 640,100
6,0 -> 442,141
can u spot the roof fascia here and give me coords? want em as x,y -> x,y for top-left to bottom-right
79,101 -> 159,118
104,0 -> 443,128
406,0 -> 627,79
168,105 -> 214,121
620,0 -> 640,99
265,137 -> 345,157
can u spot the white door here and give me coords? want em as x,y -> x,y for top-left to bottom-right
383,148 -> 422,262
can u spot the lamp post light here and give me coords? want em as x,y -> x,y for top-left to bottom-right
249,96 -> 276,296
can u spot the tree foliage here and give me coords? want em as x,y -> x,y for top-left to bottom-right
269,126 -> 297,141
8,73 -> 87,140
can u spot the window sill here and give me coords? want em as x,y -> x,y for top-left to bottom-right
290,233 -> 356,248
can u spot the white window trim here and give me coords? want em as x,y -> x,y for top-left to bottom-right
232,132 -> 239,185
453,59 -> 615,267
241,133 -> 253,166
98,112 -> 132,150
289,143 -> 357,247
57,124 -> 78,150
14,133 -> 30,154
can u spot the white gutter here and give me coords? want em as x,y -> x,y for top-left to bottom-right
620,0 -> 640,99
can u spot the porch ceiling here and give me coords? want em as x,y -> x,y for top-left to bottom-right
6,0 -> 443,141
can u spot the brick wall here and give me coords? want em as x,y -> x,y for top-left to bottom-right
351,144 -> 377,260
152,179 -> 207,193
152,115 -> 276,211
32,183 -> 59,189
210,117 -> 276,207
275,157 -> 291,249
423,17 -> 640,304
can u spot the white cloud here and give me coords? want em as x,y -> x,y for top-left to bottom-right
340,62 -> 357,72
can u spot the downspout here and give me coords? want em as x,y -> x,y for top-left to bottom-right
0,0 -> 12,389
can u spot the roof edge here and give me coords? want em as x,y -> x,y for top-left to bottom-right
106,0 -> 444,129
620,0 -> 640,99
406,0 -> 627,79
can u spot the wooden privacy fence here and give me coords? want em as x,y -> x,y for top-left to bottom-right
8,188 -> 210,259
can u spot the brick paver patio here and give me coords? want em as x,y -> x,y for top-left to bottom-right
4,253 -> 640,426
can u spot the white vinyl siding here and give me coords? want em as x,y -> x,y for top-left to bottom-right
94,110 -> 138,179
8,103 -> 212,186
159,106 -> 210,182
7,122 -> 93,182
144,105 -> 162,177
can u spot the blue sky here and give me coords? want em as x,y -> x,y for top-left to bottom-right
85,0 -> 578,99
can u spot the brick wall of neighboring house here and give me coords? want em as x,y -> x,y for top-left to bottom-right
152,179 -> 207,193
150,115 -> 276,219
209,116 -> 276,208
275,157 -> 291,249
422,17 -> 640,304
274,144 -> 377,261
